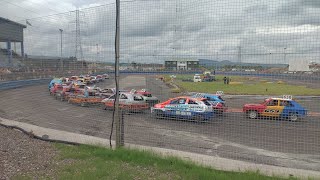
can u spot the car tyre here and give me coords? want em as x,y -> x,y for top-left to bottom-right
289,113 -> 298,121
247,111 -> 257,119
152,110 -> 163,118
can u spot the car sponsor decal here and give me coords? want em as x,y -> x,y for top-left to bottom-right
164,104 -> 205,112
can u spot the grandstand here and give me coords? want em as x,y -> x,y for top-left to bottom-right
0,17 -> 26,67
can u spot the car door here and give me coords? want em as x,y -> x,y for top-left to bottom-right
261,99 -> 282,117
165,98 -> 188,117
280,100 -> 295,118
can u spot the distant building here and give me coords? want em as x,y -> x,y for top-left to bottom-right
309,62 -> 320,72
289,60 -> 310,72
165,59 -> 199,70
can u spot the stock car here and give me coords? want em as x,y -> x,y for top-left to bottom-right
48,78 -> 62,91
50,83 -> 64,96
101,92 -> 149,112
243,96 -> 307,121
192,92 -> 227,115
151,96 -> 215,121
130,89 -> 160,106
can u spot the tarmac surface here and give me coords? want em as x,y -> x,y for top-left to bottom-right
0,75 -> 320,171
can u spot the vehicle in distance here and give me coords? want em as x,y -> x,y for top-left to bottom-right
101,92 -> 149,112
151,96 -> 215,121
243,96 -> 307,121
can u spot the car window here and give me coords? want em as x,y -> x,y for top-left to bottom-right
170,99 -> 180,104
120,94 -> 128,99
133,95 -> 144,101
188,99 -> 198,104
281,101 -> 294,107
202,99 -> 211,106
267,100 -> 278,106
218,96 -> 224,101
109,95 -> 115,99
170,98 -> 186,104
178,98 -> 186,104
144,94 -> 152,97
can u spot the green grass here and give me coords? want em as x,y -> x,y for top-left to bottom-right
52,143 -> 296,180
168,75 -> 320,95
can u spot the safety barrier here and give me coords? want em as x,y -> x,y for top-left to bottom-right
0,78 -> 51,91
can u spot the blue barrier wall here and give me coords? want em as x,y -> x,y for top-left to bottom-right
0,78 -> 51,91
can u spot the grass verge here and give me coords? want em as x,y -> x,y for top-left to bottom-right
53,143 -> 296,180
167,75 -> 320,95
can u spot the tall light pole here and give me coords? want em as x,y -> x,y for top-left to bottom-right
59,29 -> 63,72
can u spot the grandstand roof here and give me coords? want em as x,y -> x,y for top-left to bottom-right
0,17 -> 26,28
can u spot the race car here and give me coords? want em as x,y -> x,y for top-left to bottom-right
101,92 -> 149,112
96,75 -> 104,82
48,78 -> 62,91
56,83 -> 85,101
151,96 -> 215,121
130,89 -> 159,106
102,74 -> 109,79
192,92 -> 227,115
67,88 -> 104,106
50,83 -> 64,96
243,95 -> 307,121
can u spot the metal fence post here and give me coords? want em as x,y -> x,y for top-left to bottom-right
115,0 -> 122,148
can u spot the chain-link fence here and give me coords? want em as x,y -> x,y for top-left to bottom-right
1,0 -> 320,172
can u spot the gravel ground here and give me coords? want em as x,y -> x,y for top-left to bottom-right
0,125 -> 60,179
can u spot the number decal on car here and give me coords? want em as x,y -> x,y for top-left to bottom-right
264,109 -> 280,113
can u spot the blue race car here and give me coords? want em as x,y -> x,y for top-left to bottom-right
192,92 -> 227,114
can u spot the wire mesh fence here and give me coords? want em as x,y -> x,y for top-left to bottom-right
1,0 -> 320,172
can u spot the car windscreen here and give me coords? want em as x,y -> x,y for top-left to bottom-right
202,100 -> 211,106
217,96 -> 224,101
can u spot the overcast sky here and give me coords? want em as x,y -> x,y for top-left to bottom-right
1,0 -> 320,64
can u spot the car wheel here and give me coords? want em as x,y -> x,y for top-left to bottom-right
247,111 -> 257,119
101,104 -> 107,110
152,110 -> 163,118
289,113 -> 298,121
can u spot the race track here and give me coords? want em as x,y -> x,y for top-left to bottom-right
1,75 -> 320,171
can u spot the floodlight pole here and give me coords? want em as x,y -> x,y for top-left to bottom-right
115,0 -> 122,148
284,47 -> 287,64
59,29 -> 63,72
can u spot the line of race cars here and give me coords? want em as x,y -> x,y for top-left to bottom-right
48,76 -> 308,122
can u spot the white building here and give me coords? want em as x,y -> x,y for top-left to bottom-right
289,60 -> 310,72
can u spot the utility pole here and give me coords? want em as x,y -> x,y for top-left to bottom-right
115,0 -> 122,148
59,29 -> 63,72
